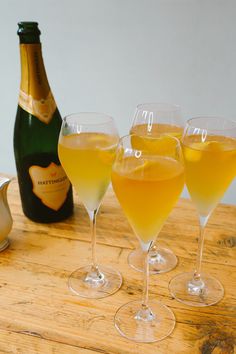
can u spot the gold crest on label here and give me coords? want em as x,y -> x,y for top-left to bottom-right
29,163 -> 70,211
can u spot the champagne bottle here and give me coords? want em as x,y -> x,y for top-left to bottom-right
14,22 -> 73,223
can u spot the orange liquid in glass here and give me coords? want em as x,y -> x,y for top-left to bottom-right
112,156 -> 184,246
130,123 -> 183,139
183,135 -> 236,216
130,123 -> 183,155
58,132 -> 118,211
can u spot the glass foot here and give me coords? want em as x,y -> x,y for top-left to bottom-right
169,272 -> 224,307
128,246 -> 177,274
114,300 -> 175,343
68,264 -> 122,299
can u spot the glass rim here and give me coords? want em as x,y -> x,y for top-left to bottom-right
118,133 -> 181,150
186,116 -> 236,131
136,102 -> 181,112
63,112 -> 114,126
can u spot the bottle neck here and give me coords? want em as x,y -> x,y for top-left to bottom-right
19,43 -> 56,124
19,34 -> 40,44
20,43 -> 50,98
17,22 -> 41,44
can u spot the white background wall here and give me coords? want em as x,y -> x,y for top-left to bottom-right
0,0 -> 236,204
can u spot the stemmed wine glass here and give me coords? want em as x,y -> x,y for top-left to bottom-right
129,102 -> 183,274
169,117 -> 236,306
58,113 -> 122,298
111,134 -> 185,342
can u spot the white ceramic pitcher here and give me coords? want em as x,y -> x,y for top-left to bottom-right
0,177 -> 12,251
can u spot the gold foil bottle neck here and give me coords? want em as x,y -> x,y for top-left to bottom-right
19,43 -> 56,124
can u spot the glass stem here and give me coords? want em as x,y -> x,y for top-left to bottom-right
142,250 -> 149,308
193,216 -> 207,281
88,209 -> 98,271
135,245 -> 155,321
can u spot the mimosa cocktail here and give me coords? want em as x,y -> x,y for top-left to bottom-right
112,135 -> 184,342
182,135 -> 236,216
169,117 -> 236,307
128,103 -> 183,274
58,132 -> 117,211
131,122 -> 183,140
112,156 -> 184,247
58,113 -> 122,299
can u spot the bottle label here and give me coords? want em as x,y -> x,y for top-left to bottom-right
29,163 -> 70,211
19,44 -> 56,124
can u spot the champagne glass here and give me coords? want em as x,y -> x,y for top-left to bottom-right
169,117 -> 236,306
58,113 -> 122,298
129,102 -> 184,274
112,134 -> 185,342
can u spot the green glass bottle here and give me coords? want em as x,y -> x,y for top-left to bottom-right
14,22 -> 73,222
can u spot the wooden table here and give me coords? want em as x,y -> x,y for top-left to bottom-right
1,178 -> 235,353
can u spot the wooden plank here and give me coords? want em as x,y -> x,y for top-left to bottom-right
0,328 -> 97,354
0,177 -> 234,353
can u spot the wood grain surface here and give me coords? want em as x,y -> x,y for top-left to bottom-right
0,177 -> 235,354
